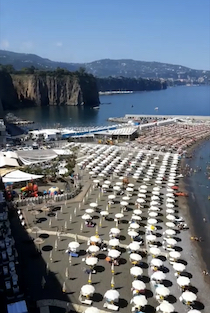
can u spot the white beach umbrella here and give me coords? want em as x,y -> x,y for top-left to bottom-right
130,253 -> 142,262
166,209 -> 175,214
68,241 -> 80,250
138,193 -> 146,198
166,203 -> 174,208
85,208 -> 95,214
128,183 -> 135,188
182,291 -> 197,302
81,284 -> 95,296
149,211 -> 158,217
165,229 -> 176,236
166,193 -> 175,198
166,214 -> 176,221
147,218 -> 158,225
87,245 -> 100,254
151,271 -> 166,281
115,213 -> 124,219
173,263 -> 186,272
169,251 -> 181,259
128,242 -> 141,251
82,214 -> 92,220
122,196 -> 130,201
120,201 -> 128,207
130,266 -> 143,277
84,307 -> 99,313
100,211 -> 109,217
150,258 -> 163,267
150,247 -> 161,256
151,195 -> 160,201
132,280 -> 146,290
187,310 -> 201,313
146,234 -> 156,242
113,186 -> 121,191
90,236 -> 101,244
128,230 -> 139,238
104,289 -> 119,301
108,249 -> 121,259
166,198 -> 175,203
131,295 -> 147,307
131,215 -> 141,221
156,286 -> 170,297
165,238 -> 177,246
150,201 -> 160,206
109,239 -> 120,247
159,301 -> 175,313
138,189 -> 147,194
152,191 -> 160,196
86,257 -> 98,266
90,202 -> 98,208
104,180 -> 111,185
149,206 -> 160,211
116,181 -> 123,186
168,182 -> 174,187
166,222 -> 176,228
140,185 -> 147,189
110,228 -> 120,235
153,187 -> 160,191
108,194 -> 116,200
129,223 -> 140,230
177,276 -> 190,286
137,198 -> 145,204
133,209 -> 142,215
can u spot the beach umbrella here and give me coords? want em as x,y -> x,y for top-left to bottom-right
165,238 -> 177,246
100,211 -> 109,217
148,211 -> 158,217
86,257 -> 98,266
147,218 -> 158,225
87,245 -> 100,254
68,241 -> 80,250
136,198 -> 145,204
126,187 -> 133,192
102,184 -> 109,189
166,198 -> 175,203
85,208 -> 94,214
177,276 -> 190,286
150,258 -> 163,267
130,266 -> 143,277
169,251 -> 181,259
129,223 -> 140,230
138,193 -> 146,198
104,289 -> 119,301
115,213 -> 124,219
81,284 -> 95,296
166,203 -> 174,208
146,234 -> 156,242
110,228 -> 120,235
128,242 -> 141,252
173,263 -> 186,272
165,229 -> 176,236
132,280 -> 146,290
151,195 -> 160,201
166,209 -> 175,214
116,181 -> 123,186
133,209 -> 142,215
138,189 -> 147,194
187,310 -> 201,313
108,249 -> 121,259
152,191 -> 160,196
153,187 -> 160,191
128,183 -> 134,188
109,239 -> 120,247
166,193 -> 174,198
130,253 -> 142,262
149,206 -> 160,211
166,214 -> 176,221
122,196 -> 130,201
82,214 -> 92,220
151,271 -> 166,281
128,230 -> 139,238
168,183 -> 175,187
166,222 -> 176,228
140,185 -> 147,189
131,215 -> 141,221
90,202 -> 98,208
104,180 -> 111,185
150,247 -> 161,256
131,295 -> 147,307
84,308 -> 99,313
93,179 -> 100,184
113,186 -> 121,191
120,201 -> 128,207
108,194 -> 116,200
150,201 -> 160,206
90,236 -> 101,244
159,301 -> 175,313
182,291 -> 197,302
156,286 -> 170,297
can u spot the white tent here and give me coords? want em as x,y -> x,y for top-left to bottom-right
0,156 -> 19,168
2,170 -> 43,183
4,151 -> 19,159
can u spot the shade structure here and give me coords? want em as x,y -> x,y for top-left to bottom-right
109,239 -> 120,247
131,295 -> 147,307
68,242 -> 80,250
177,276 -> 190,286
131,215 -> 141,221
151,195 -> 160,201
110,228 -> 120,235
113,186 -> 121,191
187,310 -> 201,313
116,181 -> 123,186
104,180 -> 111,185
128,230 -> 139,238
82,214 -> 92,220
138,193 -> 146,198
136,198 -> 145,204
86,208 -> 94,214
128,242 -> 141,252
150,247 -> 161,256
166,193 -> 174,198
100,211 -> 109,217
159,301 -> 175,313
166,198 -> 175,203
166,222 -> 176,228
147,218 -> 158,225
169,251 -> 181,259
115,213 -> 124,219
148,212 -> 158,217
165,238 -> 177,246
166,203 -> 174,208
84,307 -> 99,313
81,284 -> 95,296
132,280 -> 146,290
90,236 -> 101,243
133,209 -> 142,215
86,257 -> 98,266
150,201 -> 160,206
129,223 -> 140,230
130,266 -> 143,277
120,201 -> 128,207
126,187 -> 133,192
151,271 -> 166,281
140,185 -> 147,189
146,234 -> 156,242
165,229 -> 176,236
153,187 -> 160,191
130,253 -> 142,262
122,196 -> 130,201
108,249 -> 121,259
173,263 -> 186,272
90,203 -> 98,208
138,189 -> 147,194
152,191 -> 160,196
182,291 -> 197,302
166,209 -> 175,214
166,214 -> 176,221
150,258 -> 163,267
104,289 -> 120,301
108,194 -> 116,200
149,206 -> 160,211
156,286 -> 170,297
93,179 -> 100,184
87,245 -> 100,254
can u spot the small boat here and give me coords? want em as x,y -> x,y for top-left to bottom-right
93,106 -> 100,109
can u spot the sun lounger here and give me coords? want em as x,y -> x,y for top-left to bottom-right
70,252 -> 78,257
104,303 -> 119,311
81,299 -> 92,305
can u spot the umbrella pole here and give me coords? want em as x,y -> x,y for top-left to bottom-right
95,225 -> 99,237
88,272 -> 92,284
80,222 -> 83,232
111,276 -> 115,289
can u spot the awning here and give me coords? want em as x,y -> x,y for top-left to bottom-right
0,156 -> 19,168
2,170 -> 43,183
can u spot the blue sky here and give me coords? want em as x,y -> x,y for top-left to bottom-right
0,0 -> 209,69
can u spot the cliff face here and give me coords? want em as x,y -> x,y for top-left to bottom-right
0,71 -> 100,109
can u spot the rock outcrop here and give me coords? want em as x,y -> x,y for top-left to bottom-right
0,71 -> 100,109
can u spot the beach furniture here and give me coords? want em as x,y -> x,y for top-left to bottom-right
79,284 -> 95,305
104,289 -> 119,311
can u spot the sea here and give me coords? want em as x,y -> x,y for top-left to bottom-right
8,85 -> 210,128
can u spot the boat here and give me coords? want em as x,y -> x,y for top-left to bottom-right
93,106 -> 100,109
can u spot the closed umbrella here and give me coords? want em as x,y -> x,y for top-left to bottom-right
131,295 -> 147,307
182,291 -> 197,302
156,286 -> 170,297
108,249 -> 121,259
177,276 -> 190,286
151,271 -> 166,281
81,284 -> 95,296
159,301 -> 175,313
132,280 -> 146,290
130,266 -> 143,277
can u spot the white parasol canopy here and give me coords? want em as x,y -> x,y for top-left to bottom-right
128,230 -> 139,238
177,276 -> 190,286
109,239 -> 120,247
90,203 -> 98,208
187,310 -> 201,313
108,194 -> 116,200
131,295 -> 147,307
131,215 -> 141,221
159,301 -> 175,313
68,242 -> 80,250
130,253 -> 142,262
149,206 -> 160,211
169,251 -> 181,259
84,307 -> 99,313
81,284 -> 95,296
166,222 -> 176,228
129,223 -> 140,230
90,236 -> 101,243
86,208 -> 94,214
132,280 -> 146,290
166,209 -> 175,214
110,228 -> 120,235
86,257 -> 98,266
150,247 -> 161,256
149,211 -> 158,217
156,286 -> 170,297
146,234 -> 157,242
173,263 -> 186,272
166,203 -> 174,208
166,214 -> 176,221
165,229 -> 176,236
100,211 -> 109,217
82,214 -> 92,220
87,245 -> 100,254
122,196 -> 130,201
147,218 -> 158,225
108,249 -> 121,259
165,238 -> 177,246
150,258 -> 163,267
128,242 -> 140,251
120,201 -> 128,207
130,266 -> 143,277
104,289 -> 119,301
136,198 -> 145,204
115,213 -> 124,219
133,209 -> 142,215
182,291 -> 197,302
151,271 -> 166,281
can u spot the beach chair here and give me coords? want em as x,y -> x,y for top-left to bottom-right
104,303 -> 119,311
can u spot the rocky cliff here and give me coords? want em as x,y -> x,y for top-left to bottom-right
0,71 -> 100,109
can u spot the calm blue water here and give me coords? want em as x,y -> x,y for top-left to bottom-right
9,85 -> 210,128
